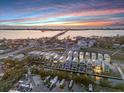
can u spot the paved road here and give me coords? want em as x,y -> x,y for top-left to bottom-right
31,78 -> 86,92
112,63 -> 124,80
116,65 -> 124,79
0,46 -> 32,60
111,49 -> 121,56
27,67 -> 43,92
42,48 -> 65,52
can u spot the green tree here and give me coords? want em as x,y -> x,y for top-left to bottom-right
113,83 -> 124,91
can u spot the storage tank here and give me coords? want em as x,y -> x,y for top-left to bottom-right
91,52 -> 96,61
98,53 -> 103,61
104,54 -> 111,63
85,52 -> 90,61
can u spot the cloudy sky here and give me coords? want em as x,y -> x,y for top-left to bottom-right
0,0 -> 124,27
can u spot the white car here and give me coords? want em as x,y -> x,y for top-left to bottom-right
88,84 -> 93,92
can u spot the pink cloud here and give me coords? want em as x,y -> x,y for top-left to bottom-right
0,8 -> 124,24
69,8 -> 124,17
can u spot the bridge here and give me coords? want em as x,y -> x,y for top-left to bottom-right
51,30 -> 68,39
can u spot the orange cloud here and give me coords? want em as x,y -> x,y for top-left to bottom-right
81,21 -> 113,26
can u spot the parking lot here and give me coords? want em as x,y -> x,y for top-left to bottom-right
31,76 -> 87,92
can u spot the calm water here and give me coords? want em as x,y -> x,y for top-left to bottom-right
0,30 -> 124,39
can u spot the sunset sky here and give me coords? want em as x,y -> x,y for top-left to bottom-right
0,0 -> 124,27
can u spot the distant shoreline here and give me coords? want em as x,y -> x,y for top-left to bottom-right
0,28 -> 124,31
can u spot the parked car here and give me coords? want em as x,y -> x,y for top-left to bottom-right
68,80 -> 74,90
88,84 -> 93,92
43,75 -> 51,84
49,76 -> 58,90
59,79 -> 65,89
